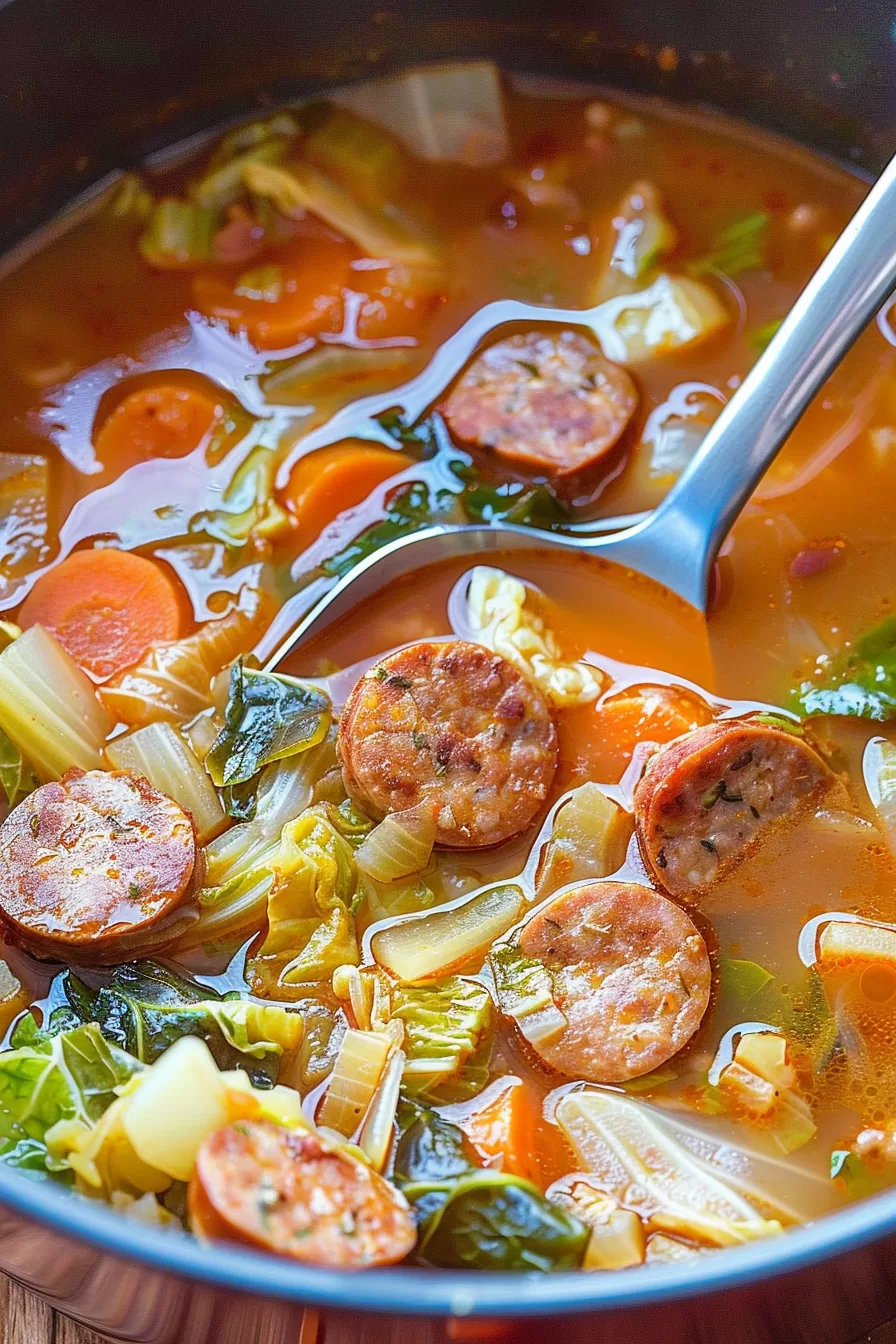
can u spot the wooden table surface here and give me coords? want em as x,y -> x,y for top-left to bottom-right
3,1272 -> 896,1344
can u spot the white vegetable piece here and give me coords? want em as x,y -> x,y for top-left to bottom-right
106,721 -> 227,843
121,1037 -> 231,1182
864,737 -> 896,862
590,274 -> 728,363
371,883 -> 524,982
332,62 -> 509,166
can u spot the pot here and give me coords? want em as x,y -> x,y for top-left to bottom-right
1,2 -> 895,1339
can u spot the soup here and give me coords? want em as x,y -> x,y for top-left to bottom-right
0,63 -> 895,1272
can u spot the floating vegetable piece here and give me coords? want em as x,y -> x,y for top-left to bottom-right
302,103 -> 408,206
371,884 -> 525,983
555,1090 -> 782,1246
0,624 -> 113,780
830,1148 -> 891,1198
393,1109 -> 589,1271
320,479 -> 452,579
244,160 -> 440,268
139,199 -> 220,270
549,1179 -> 646,1269
719,956 -> 775,1003
794,615 -> 896,721
691,212 -> 769,279
0,1021 -> 143,1181
121,1037 -> 232,1181
206,660 -> 331,788
190,138 -> 291,211
717,1031 -> 816,1154
355,805 -> 436,883
394,977 -> 494,1103
590,274 -> 728,363
110,173 -> 154,222
262,345 -> 418,409
488,944 -> 568,1052
535,783 -> 633,897
0,962 -> 28,1039
247,806 -> 359,994
199,444 -> 291,547
864,737 -> 896,860
456,1079 -> 538,1182
466,566 -> 604,707
593,180 -> 678,301
106,722 -> 227,844
0,726 -> 38,811
317,1028 -> 392,1136
101,586 -> 270,727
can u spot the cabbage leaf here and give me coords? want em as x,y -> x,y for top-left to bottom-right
206,660 -> 331,788
248,806 -> 360,994
794,615 -> 896,722
394,977 -> 494,1103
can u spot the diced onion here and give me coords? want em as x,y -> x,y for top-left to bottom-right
316,1028 -> 391,1137
355,805 -> 435,883
590,274 -> 728,363
0,624 -> 112,779
106,721 -> 227,843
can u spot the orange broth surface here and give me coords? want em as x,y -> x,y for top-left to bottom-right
1,69 -> 896,1255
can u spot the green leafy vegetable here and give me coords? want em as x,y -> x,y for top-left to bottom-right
750,712 -> 804,735
460,479 -> 567,529
719,956 -> 775,1002
320,480 -> 444,578
394,977 -> 494,1103
302,103 -> 408,207
0,1022 -> 142,1177
53,962 -> 302,1088
394,1110 -> 588,1271
0,725 -> 38,809
830,1149 -> 891,1198
247,805 -> 360,995
794,615 -> 896,721
690,211 -> 769,278
206,659 -> 331,788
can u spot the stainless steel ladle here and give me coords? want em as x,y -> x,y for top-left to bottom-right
258,154 -> 896,671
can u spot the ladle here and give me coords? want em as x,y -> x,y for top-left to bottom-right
258,153 -> 896,670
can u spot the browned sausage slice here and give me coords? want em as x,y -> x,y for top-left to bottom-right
0,768 -> 198,962
189,1121 -> 416,1267
441,331 -> 638,478
339,640 -> 558,849
634,719 -> 838,897
492,880 -> 710,1083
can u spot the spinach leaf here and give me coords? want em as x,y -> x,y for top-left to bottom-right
793,615 -> 896,721
206,659 -> 331,787
393,1110 -> 588,1271
690,211 -> 769,278
320,480 -> 442,579
54,962 -> 301,1088
461,479 -> 567,529
0,726 -> 37,810
719,956 -> 775,1002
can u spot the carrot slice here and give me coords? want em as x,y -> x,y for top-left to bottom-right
560,685 -> 712,786
192,233 -> 356,350
18,548 -> 187,681
280,441 -> 413,551
93,382 -> 223,470
458,1080 -> 539,1184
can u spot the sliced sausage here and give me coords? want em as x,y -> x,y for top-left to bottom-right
494,880 -> 710,1083
189,1121 -> 416,1267
441,330 -> 638,478
634,719 -> 838,897
338,639 -> 558,849
0,768 -> 198,962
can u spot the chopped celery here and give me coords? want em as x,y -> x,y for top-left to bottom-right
394,977 -> 494,1103
105,722 -> 226,844
489,943 -> 566,1050
197,444 -> 291,547
358,1045 -> 405,1170
244,160 -> 440,267
317,1028 -> 391,1136
0,625 -> 112,779
261,344 -> 417,408
138,199 -> 220,270
371,884 -> 525,982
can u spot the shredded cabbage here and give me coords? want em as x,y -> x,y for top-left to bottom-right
395,976 -> 494,1103
466,566 -> 603,707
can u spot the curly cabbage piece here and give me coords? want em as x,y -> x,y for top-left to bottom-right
394,977 -> 494,1103
466,566 -> 603,707
247,805 -> 360,995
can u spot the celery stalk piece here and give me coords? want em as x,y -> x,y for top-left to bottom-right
317,1028 -> 391,1137
138,199 -> 220,270
244,160 -> 440,268
0,624 -> 112,779
105,722 -> 227,844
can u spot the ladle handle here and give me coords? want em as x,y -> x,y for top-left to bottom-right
621,152 -> 896,609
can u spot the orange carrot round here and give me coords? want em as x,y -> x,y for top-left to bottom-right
280,441 -> 413,551
18,548 -> 187,681
93,382 -> 223,470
